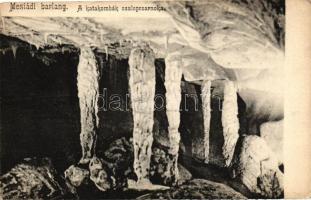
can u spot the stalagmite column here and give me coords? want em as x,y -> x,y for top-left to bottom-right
164,52 -> 183,184
222,80 -> 239,167
201,80 -> 212,163
128,47 -> 155,183
77,46 -> 100,164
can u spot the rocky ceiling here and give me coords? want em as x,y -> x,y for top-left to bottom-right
0,0 -> 285,120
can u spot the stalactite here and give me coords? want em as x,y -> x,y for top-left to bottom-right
34,43 -> 40,51
222,80 -> 239,167
105,46 -> 108,60
128,46 -> 155,184
10,44 -> 17,59
1,17 -> 6,33
100,30 -> 104,43
77,46 -> 100,164
201,80 -> 212,163
44,33 -> 49,43
164,52 -> 182,184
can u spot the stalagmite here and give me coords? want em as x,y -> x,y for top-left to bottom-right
222,80 -> 239,167
128,46 -> 155,184
164,52 -> 183,184
201,80 -> 212,163
77,46 -> 100,164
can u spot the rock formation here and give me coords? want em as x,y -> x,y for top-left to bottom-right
0,158 -> 76,199
201,80 -> 212,163
230,135 -> 283,198
128,46 -> 156,184
65,165 -> 89,187
77,47 -> 100,164
222,80 -> 239,167
137,179 -> 246,199
164,52 -> 183,184
89,157 -> 113,192
260,120 -> 284,165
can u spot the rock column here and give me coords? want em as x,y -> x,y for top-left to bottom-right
222,80 -> 239,167
164,52 -> 182,184
201,80 -> 212,163
128,47 -> 155,183
77,47 -> 100,164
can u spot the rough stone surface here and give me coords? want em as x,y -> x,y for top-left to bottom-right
0,158 -> 77,199
128,46 -> 156,183
93,137 -> 192,189
150,147 -> 192,185
77,47 -> 100,164
260,120 -> 283,165
89,157 -> 113,191
164,51 -> 183,185
201,80 -> 212,163
64,165 -> 89,187
230,135 -> 283,198
180,49 -> 228,81
137,179 -> 246,199
160,0 -> 285,70
102,137 -> 134,190
222,80 -> 239,167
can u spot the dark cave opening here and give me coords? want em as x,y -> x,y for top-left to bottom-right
0,36 -> 81,174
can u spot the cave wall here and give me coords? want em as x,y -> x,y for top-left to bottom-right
0,36 -> 81,173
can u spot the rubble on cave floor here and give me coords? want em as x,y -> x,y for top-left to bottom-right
0,135 -> 283,199
136,179 -> 246,199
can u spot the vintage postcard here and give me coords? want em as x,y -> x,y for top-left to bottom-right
0,0 -> 310,199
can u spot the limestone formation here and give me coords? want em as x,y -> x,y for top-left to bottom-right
150,146 -> 192,185
230,135 -> 283,198
201,80 -> 212,163
128,46 -> 156,183
89,157 -> 112,191
64,165 -> 89,187
222,80 -> 239,167
260,120 -> 284,165
77,47 -> 100,164
164,52 -> 183,184
0,158 -> 76,199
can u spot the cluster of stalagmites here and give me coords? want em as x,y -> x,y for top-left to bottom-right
0,44 -> 283,198
64,45 -> 283,197
64,46 -> 187,192
199,80 -> 283,198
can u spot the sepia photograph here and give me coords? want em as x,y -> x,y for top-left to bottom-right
1,0 -> 305,199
